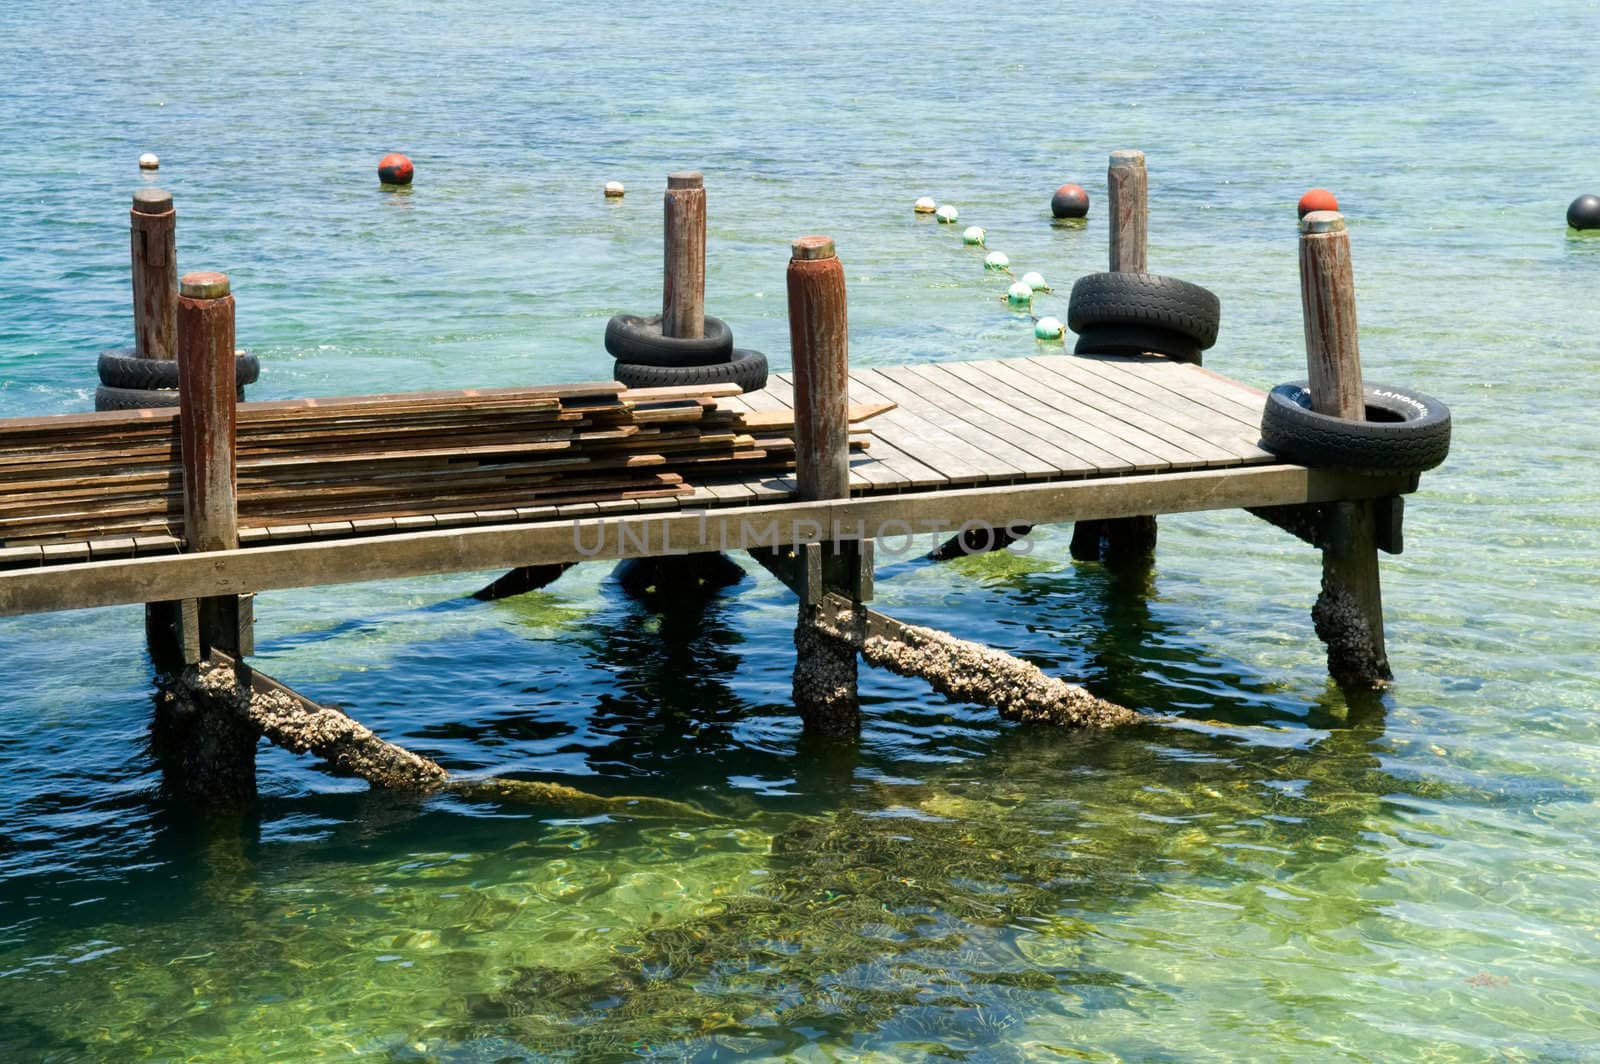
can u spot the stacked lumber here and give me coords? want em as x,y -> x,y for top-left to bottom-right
0,382 -> 890,547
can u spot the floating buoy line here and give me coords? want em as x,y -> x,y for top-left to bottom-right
911,194 -> 1066,343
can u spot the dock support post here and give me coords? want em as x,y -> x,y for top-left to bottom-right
132,189 -> 192,669
1298,212 -> 1390,688
615,170 -> 742,596
153,270 -> 257,806
131,187 -> 178,360
789,235 -> 862,736
1073,149 -> 1159,563
663,171 -> 707,339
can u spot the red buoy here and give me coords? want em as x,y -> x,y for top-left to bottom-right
1051,183 -> 1090,219
1297,188 -> 1338,218
378,153 -> 414,186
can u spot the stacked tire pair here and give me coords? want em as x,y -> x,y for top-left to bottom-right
94,347 -> 259,411
1067,273 -> 1221,363
1259,381 -> 1451,474
605,314 -> 769,392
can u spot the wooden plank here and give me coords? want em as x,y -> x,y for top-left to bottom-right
133,534 -> 182,555
970,359 -> 1171,472
855,367 -> 1041,481
810,372 -> 987,484
1029,356 -> 1249,464
731,402 -> 894,432
0,545 -> 42,569
900,363 -> 1105,476
1017,358 -> 1223,467
88,537 -> 137,560
1053,355 -> 1258,434
40,542 -> 91,565
1129,358 -> 1269,423
938,360 -> 1145,474
618,383 -> 741,402
265,523 -> 315,541
1039,356 -> 1271,461
742,378 -> 897,493
0,465 -> 1416,615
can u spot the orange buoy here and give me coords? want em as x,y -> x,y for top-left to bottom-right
378,153 -> 414,186
1051,183 -> 1089,219
1298,188 -> 1338,218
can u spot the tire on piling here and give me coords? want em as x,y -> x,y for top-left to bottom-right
98,348 -> 260,389
95,384 -> 248,411
614,348 -> 768,392
1067,273 -> 1222,353
1259,380 -> 1451,474
604,314 -> 734,367
1071,322 -> 1202,363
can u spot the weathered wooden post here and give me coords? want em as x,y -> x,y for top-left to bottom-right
130,187 -> 178,360
152,270 -> 258,806
1107,148 -> 1148,275
1298,211 -> 1390,687
134,188 -> 188,668
663,171 -> 706,339
615,170 -> 744,596
1073,149 -> 1159,563
789,235 -> 865,735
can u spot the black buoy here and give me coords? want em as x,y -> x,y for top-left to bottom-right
1568,194 -> 1600,231
1050,183 -> 1089,219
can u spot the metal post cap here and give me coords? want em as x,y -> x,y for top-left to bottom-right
666,171 -> 704,189
1300,211 -> 1346,234
132,187 -> 173,214
791,236 -> 836,261
180,271 -> 230,298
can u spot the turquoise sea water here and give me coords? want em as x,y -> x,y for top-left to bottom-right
3,1 -> 1599,1059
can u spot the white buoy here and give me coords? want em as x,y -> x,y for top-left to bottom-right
604,180 -> 625,198
984,251 -> 1009,270
1007,281 -> 1033,306
935,204 -> 959,223
1034,316 -> 1064,340
914,196 -> 938,214
1021,271 -> 1048,291
138,152 -> 159,171
962,226 -> 985,246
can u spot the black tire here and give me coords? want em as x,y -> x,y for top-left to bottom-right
1072,322 -> 1201,364
604,314 -> 734,367
98,347 -> 260,389
95,384 -> 180,411
614,349 -> 769,392
94,384 -> 249,411
1067,272 -> 1222,351
1260,380 -> 1451,474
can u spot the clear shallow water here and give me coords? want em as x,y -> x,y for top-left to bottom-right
2,1 -> 1599,1059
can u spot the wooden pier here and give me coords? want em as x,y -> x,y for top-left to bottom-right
0,356 -> 1401,611
0,154 -> 1435,806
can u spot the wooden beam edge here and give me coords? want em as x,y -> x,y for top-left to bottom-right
0,465 -> 1415,616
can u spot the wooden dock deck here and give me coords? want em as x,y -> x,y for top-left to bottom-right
0,353 -> 1409,618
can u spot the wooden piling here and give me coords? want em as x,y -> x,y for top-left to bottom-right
176,272 -> 251,659
130,188 -> 178,360
662,171 -> 706,339
1107,149 -> 1148,274
790,236 -> 850,501
788,235 -> 861,735
135,189 -> 184,669
154,270 -> 258,806
1298,211 -> 1390,687
1073,149 -> 1159,563
177,272 -> 238,557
